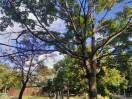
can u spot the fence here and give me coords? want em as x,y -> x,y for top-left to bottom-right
8,87 -> 41,96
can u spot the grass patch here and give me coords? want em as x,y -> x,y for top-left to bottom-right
0,96 -> 86,99
0,95 -> 114,99
0,96 -> 51,99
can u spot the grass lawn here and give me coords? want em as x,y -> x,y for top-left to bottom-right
0,96 -> 86,99
1,95 -> 131,99
4,94 -> 128,99
0,96 -> 51,99
0,95 -> 110,99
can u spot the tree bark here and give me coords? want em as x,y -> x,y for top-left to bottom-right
88,61 -> 97,99
61,91 -> 64,99
88,72 -> 97,99
18,82 -> 27,99
55,91 -> 58,99
67,89 -> 70,99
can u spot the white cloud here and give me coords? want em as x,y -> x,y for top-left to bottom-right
0,22 -> 23,45
38,51 -> 64,68
48,19 -> 66,33
0,14 -> 65,68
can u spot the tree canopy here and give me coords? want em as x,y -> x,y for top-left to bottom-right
0,0 -> 131,99
0,64 -> 20,92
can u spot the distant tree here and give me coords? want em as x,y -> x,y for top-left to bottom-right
35,64 -> 55,86
0,64 -> 20,93
54,56 -> 87,98
54,55 -> 128,97
97,67 -> 127,96
108,26 -> 132,94
6,36 -> 48,99
115,53 -> 132,95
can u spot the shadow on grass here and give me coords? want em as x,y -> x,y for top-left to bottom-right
10,97 -> 18,99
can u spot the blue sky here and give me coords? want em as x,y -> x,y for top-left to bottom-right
96,0 -> 132,21
0,0 -> 131,67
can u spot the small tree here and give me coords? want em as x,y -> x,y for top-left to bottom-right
35,64 -> 55,86
0,64 -> 20,93
6,36 -> 49,99
54,56 -> 87,98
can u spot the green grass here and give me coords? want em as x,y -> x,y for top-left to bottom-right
0,96 -> 76,99
0,95 -> 108,99
1,95 -> 131,99
0,96 -> 86,99
22,96 -> 53,99
0,96 -> 51,99
1,95 -> 121,99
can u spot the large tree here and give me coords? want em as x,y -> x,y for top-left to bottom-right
0,0 -> 131,99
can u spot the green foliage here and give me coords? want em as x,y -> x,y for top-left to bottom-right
0,64 -> 20,90
0,0 -> 130,58
97,66 -> 127,96
101,67 -> 124,86
53,56 -> 87,94
97,54 -> 129,96
0,0 -> 131,98
35,64 -> 55,87
126,57 -> 132,86
95,0 -> 119,12
126,6 -> 132,15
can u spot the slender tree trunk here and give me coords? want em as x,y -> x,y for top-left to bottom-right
61,91 -> 64,99
67,89 -> 70,99
88,61 -> 97,99
18,82 -> 27,99
4,86 -> 7,93
56,91 -> 58,99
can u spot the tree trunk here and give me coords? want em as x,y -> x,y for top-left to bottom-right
4,85 -> 7,93
88,61 -> 97,99
67,89 -> 70,99
18,83 -> 27,99
61,91 -> 64,99
88,72 -> 97,99
56,91 -> 58,99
